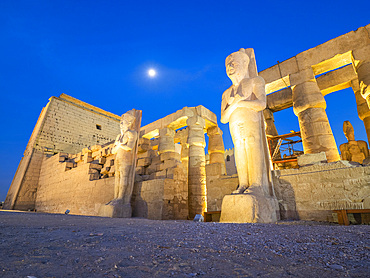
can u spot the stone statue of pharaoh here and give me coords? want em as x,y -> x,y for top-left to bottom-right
111,111 -> 139,204
98,109 -> 142,218
221,48 -> 271,195
339,121 -> 369,164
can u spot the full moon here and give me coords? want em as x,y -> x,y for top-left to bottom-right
148,69 -> 156,77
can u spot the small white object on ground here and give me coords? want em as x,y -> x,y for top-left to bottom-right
193,214 -> 204,222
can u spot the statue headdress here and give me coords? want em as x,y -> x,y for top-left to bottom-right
121,109 -> 136,126
238,48 -> 258,78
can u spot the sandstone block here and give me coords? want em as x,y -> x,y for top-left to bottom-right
101,167 -> 111,175
65,162 -> 74,169
220,192 -> 279,223
137,151 -> 150,159
205,163 -> 224,176
89,163 -> 103,170
90,145 -> 102,152
89,172 -> 100,181
166,167 -> 177,179
160,152 -> 181,162
59,153 -> 68,162
289,67 -> 315,85
163,159 -> 179,169
136,166 -> 145,175
83,152 -> 93,163
145,164 -> 158,175
297,152 -> 327,166
98,202 -> 131,218
155,170 -> 166,179
137,157 -> 152,167
75,152 -> 83,162
89,168 -> 99,174
99,157 -> 106,165
148,156 -> 160,165
92,150 -> 102,159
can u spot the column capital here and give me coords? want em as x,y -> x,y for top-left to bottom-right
158,126 -> 175,154
207,126 -> 222,136
292,80 -> 326,116
159,127 -> 175,137
289,67 -> 315,87
186,115 -> 206,127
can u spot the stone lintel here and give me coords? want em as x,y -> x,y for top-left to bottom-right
266,65 -> 357,112
311,51 -> 353,76
267,88 -> 293,112
141,106 -> 217,139
260,24 -> 369,94
295,26 -> 370,71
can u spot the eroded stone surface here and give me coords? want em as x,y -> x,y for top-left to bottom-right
339,120 -> 369,164
220,48 -> 279,223
98,109 -> 142,218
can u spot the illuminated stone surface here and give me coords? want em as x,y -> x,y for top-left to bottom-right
5,25 -> 370,223
220,48 -> 279,223
339,120 -> 369,164
98,109 -> 142,218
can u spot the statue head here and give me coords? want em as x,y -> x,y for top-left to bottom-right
120,110 -> 136,133
225,48 -> 258,85
343,120 -> 355,141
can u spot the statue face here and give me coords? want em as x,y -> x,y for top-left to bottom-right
120,111 -> 136,133
120,118 -> 129,132
120,117 -> 133,132
225,53 -> 249,83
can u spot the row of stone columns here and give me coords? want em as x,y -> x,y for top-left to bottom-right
157,117 -> 226,219
290,68 -> 340,162
267,58 -> 370,162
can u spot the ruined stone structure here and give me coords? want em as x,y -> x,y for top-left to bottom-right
5,98 -> 227,220
261,24 -> 370,158
4,25 -> 370,223
137,105 -> 225,219
4,94 -> 120,211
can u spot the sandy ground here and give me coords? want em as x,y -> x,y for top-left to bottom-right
0,210 -> 369,278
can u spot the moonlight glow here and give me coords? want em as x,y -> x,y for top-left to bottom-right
148,69 -> 156,77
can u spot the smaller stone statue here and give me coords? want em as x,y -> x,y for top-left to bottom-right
99,109 -> 142,218
339,121 -> 369,164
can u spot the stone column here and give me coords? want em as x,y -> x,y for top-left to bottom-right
187,116 -> 206,219
352,80 -> 370,145
158,127 -> 175,154
263,108 -> 280,159
290,68 -> 340,162
207,126 -> 226,175
352,44 -> 370,108
356,61 -> 370,108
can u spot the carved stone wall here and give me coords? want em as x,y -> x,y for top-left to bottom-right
36,94 -> 120,154
206,161 -> 369,222
36,154 -> 115,215
4,93 -> 120,210
273,162 -> 370,221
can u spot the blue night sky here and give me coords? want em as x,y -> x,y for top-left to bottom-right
0,1 -> 369,201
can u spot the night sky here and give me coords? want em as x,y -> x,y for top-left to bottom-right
1,1 -> 369,201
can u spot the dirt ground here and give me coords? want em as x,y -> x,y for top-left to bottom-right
0,210 -> 369,278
